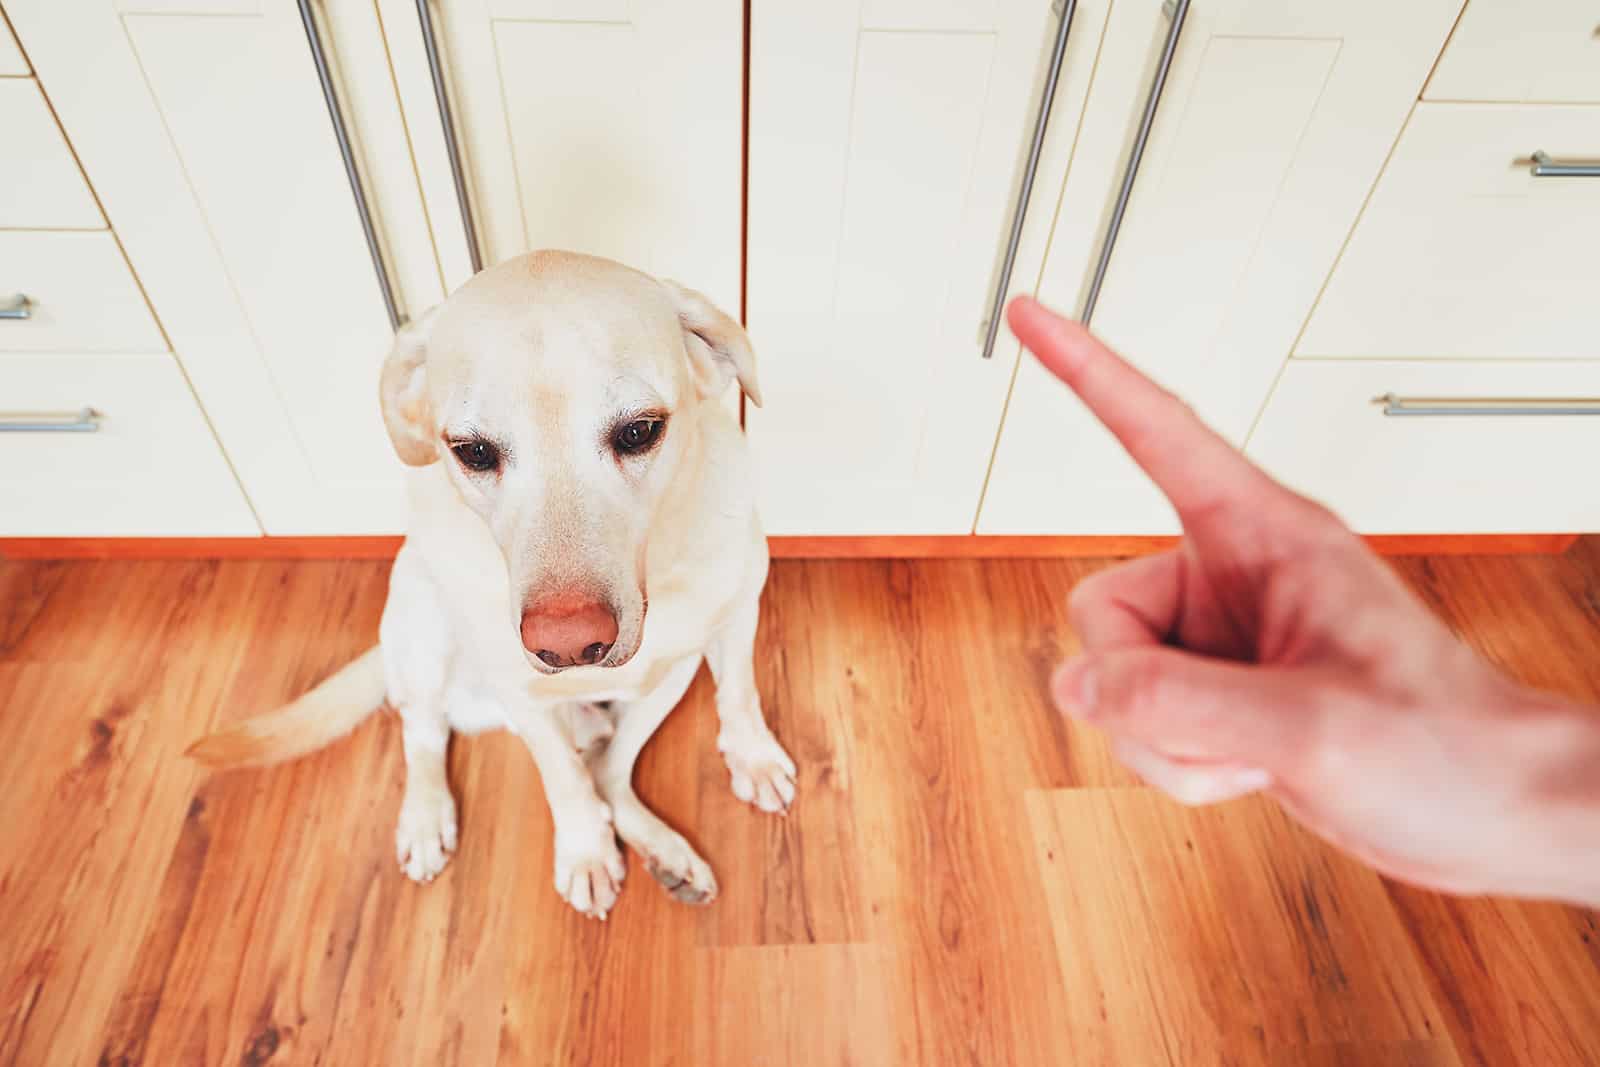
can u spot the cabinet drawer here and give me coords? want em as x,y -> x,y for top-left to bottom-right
0,231 -> 164,352
1426,0 -> 1600,103
1245,360 -> 1600,534
0,16 -> 27,75
1298,104 -> 1600,361
0,353 -> 258,535
0,79 -> 102,227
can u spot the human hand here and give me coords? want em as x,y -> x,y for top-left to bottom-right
1008,295 -> 1600,904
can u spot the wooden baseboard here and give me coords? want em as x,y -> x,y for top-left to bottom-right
770,534 -> 1581,558
0,536 -> 406,560
0,532 -> 1579,561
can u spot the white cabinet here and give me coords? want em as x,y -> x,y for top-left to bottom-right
0,79 -> 101,229
6,0 -> 424,535
745,0 -> 1108,535
0,13 -> 26,75
0,354 -> 257,536
1427,0 -> 1600,104
0,232 -> 163,353
1246,360 -> 1600,534
8,0 -> 1591,541
381,0 -> 743,311
1297,103 -> 1600,361
979,0 -> 1463,535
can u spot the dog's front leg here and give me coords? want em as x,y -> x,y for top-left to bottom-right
706,593 -> 797,814
506,703 -> 625,920
593,656 -> 718,904
395,702 -> 458,883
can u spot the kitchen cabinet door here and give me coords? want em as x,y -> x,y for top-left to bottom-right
746,0 -> 1109,535
1297,103 -> 1600,362
8,0 -> 430,534
381,0 -> 742,313
979,0 -> 1463,534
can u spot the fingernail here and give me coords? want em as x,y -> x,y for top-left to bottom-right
1053,659 -> 1098,719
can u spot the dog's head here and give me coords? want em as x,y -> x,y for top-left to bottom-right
379,251 -> 759,674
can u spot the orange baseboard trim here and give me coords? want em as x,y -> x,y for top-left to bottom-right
0,536 -> 406,560
0,532 -> 1578,561
769,534 -> 1580,558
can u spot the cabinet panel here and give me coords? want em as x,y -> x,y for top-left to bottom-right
1246,359 -> 1600,534
0,232 -> 163,353
8,0 -> 426,535
123,10 -> 399,520
0,13 -> 29,75
748,0 -> 1106,534
1427,0 -> 1600,104
0,79 -> 101,228
0,353 -> 257,536
1298,103 -> 1600,362
402,0 -> 741,310
979,0 -> 1462,535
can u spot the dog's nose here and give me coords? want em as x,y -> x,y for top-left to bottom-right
520,596 -> 618,669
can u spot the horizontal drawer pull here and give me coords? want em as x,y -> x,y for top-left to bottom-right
1529,150 -> 1600,178
1377,393 -> 1600,416
0,406 -> 103,432
0,294 -> 33,320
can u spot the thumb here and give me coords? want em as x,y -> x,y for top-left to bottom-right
1053,646 -> 1316,772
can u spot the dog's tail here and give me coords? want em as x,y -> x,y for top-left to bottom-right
186,646 -> 387,769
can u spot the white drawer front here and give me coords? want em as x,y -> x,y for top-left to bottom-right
1427,0 -> 1600,104
0,79 -> 101,228
0,353 -> 257,535
1299,104 -> 1600,361
0,16 -> 27,75
0,231 -> 165,352
1246,360 -> 1600,534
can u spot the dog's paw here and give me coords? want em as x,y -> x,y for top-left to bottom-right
617,814 -> 718,905
396,785 -> 458,883
644,838 -> 718,906
554,819 -> 627,920
719,725 -> 798,815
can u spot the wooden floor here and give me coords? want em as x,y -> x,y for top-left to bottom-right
3,545 -> 1600,1066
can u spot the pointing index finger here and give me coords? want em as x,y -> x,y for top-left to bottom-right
1006,296 -> 1274,521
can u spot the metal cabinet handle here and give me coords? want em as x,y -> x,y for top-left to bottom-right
1378,393 -> 1600,417
1080,0 -> 1190,324
1529,150 -> 1600,178
0,294 -> 33,320
0,407 -> 103,433
297,0 -> 405,329
979,0 -> 1079,359
416,0 -> 485,274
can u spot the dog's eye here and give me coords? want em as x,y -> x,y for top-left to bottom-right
451,439 -> 501,473
613,418 -> 665,456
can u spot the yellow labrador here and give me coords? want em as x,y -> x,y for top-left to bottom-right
190,251 -> 795,918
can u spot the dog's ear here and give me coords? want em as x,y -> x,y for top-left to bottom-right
379,305 -> 441,466
661,280 -> 763,407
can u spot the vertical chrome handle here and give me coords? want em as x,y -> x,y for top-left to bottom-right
0,294 -> 32,320
297,0 -> 404,330
1529,150 -> 1600,178
1080,0 -> 1190,324
416,0 -> 485,274
0,407 -> 103,433
1378,393 -> 1600,416
979,0 -> 1078,359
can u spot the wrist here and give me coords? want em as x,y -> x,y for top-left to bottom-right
1504,688 -> 1600,905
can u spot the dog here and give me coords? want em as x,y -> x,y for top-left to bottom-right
189,251 -> 796,918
